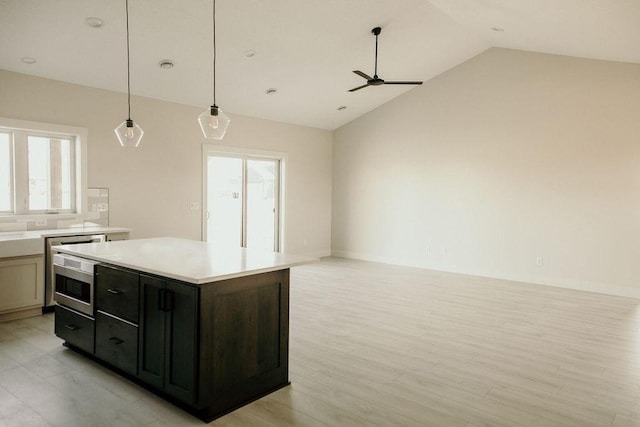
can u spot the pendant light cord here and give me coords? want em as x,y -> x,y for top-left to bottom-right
212,0 -> 217,106
125,0 -> 131,120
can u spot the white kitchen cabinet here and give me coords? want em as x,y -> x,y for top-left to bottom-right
0,255 -> 44,321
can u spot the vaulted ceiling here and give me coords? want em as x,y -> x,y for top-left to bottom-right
1,0 -> 639,130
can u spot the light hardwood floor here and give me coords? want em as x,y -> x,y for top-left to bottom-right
1,257 -> 639,426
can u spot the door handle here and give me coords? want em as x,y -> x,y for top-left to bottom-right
107,288 -> 122,295
109,337 -> 124,345
65,324 -> 79,331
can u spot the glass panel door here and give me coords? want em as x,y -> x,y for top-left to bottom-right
246,159 -> 278,251
207,156 -> 243,247
206,155 -> 280,251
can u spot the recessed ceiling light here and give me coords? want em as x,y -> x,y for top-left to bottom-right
491,27 -> 505,32
159,60 -> 175,69
265,88 -> 277,95
337,106 -> 347,111
243,50 -> 257,58
85,17 -> 104,28
21,57 -> 36,64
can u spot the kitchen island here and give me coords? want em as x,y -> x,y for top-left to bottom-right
53,237 -> 316,422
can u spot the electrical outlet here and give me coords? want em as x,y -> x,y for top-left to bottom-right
189,202 -> 201,210
35,219 -> 47,226
536,257 -> 544,267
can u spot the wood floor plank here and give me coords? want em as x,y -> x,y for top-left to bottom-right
1,256 -> 640,425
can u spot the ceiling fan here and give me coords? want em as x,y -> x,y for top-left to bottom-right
349,26 -> 423,92
349,27 -> 422,92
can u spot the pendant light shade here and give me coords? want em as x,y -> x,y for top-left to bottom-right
115,119 -> 144,147
115,0 -> 143,147
199,0 -> 230,140
198,105 -> 230,139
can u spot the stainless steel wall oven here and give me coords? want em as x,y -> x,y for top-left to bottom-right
52,253 -> 100,316
44,234 -> 106,311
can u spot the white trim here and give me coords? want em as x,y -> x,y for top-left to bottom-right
331,249 -> 640,299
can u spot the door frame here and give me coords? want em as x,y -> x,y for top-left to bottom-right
202,144 -> 287,252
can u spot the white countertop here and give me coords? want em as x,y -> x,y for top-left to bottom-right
38,226 -> 131,238
0,226 -> 131,258
53,237 -> 318,284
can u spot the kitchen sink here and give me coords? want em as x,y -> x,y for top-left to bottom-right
0,231 -> 44,257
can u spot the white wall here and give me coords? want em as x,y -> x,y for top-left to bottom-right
0,70 -> 332,256
333,48 -> 640,298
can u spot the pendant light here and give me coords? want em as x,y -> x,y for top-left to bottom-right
198,0 -> 230,140
115,0 -> 144,147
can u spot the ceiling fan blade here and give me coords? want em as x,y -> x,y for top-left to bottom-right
348,83 -> 371,92
353,70 -> 373,80
383,81 -> 424,85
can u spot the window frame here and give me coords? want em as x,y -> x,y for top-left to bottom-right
0,131 -> 14,213
0,117 -> 88,219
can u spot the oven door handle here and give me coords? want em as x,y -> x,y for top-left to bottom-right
53,264 -> 94,285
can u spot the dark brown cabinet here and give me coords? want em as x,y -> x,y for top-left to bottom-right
95,311 -> 138,375
196,269 -> 290,420
138,275 -> 198,404
54,305 -> 94,354
56,260 -> 291,422
95,265 -> 139,324
95,265 -> 139,376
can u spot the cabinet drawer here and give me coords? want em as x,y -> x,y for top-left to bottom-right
55,305 -> 94,354
95,311 -> 138,376
96,265 -> 139,324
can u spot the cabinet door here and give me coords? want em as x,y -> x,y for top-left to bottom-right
95,311 -> 138,376
138,275 -> 165,389
0,255 -> 44,313
55,305 -> 94,354
96,265 -> 139,323
163,280 -> 198,404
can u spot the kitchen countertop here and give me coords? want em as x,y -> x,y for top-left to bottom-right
0,226 -> 131,258
38,226 -> 131,238
53,237 -> 318,284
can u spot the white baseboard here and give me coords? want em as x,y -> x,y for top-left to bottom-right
330,250 -> 640,300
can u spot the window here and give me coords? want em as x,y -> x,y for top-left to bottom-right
0,118 -> 87,217
27,135 -> 75,212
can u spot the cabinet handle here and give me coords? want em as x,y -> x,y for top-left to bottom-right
164,290 -> 173,312
109,337 -> 124,345
107,288 -> 122,295
65,324 -> 79,331
158,288 -> 166,311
